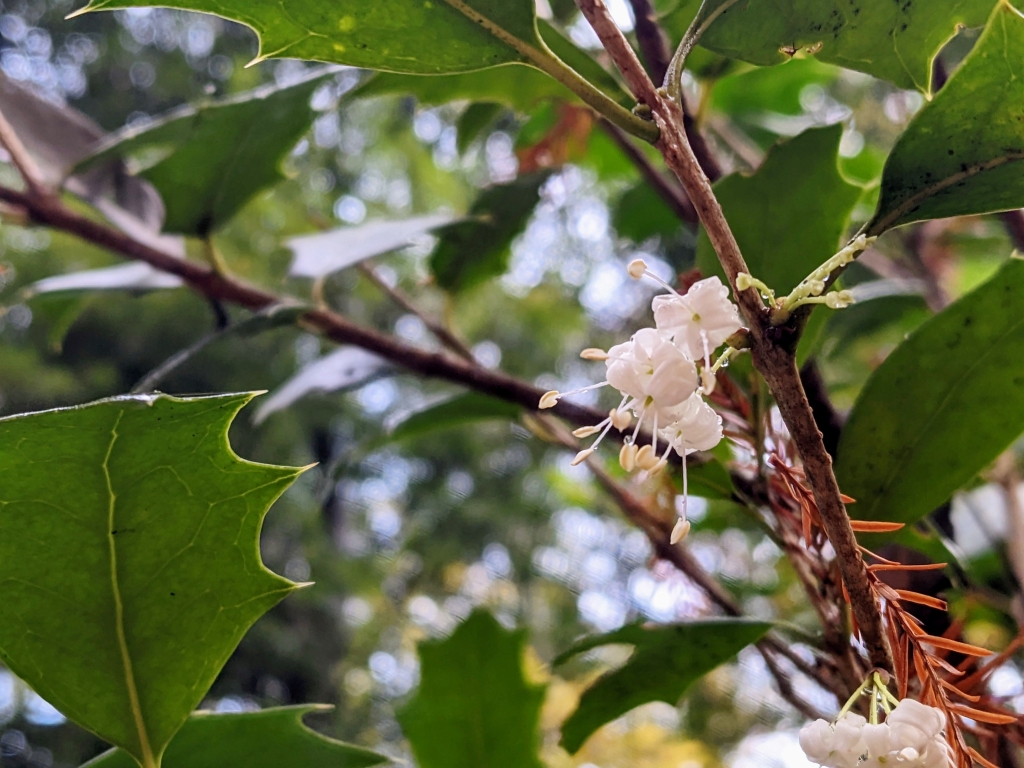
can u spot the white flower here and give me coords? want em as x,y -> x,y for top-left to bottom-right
659,394 -> 723,455
606,328 -> 698,412
653,276 -> 742,362
886,699 -> 945,754
799,719 -> 835,765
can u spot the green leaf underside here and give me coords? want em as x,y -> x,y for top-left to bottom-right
398,611 -> 546,768
557,619 -> 771,754
869,2 -> 1024,234
697,125 -> 861,294
0,393 -> 302,767
81,706 -> 387,768
836,257 -> 1024,526
431,172 -> 550,292
79,73 -> 327,236
662,0 -> 995,91
78,0 -> 538,75
389,392 -> 521,442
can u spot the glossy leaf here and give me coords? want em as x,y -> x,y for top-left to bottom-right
697,125 -> 861,294
613,182 -> 682,242
557,619 -> 771,753
662,0 -> 995,91
457,103 -> 504,153
430,172 -> 549,292
868,3 -> 1024,234
389,392 -> 520,442
836,257 -> 1024,525
398,610 -> 545,768
79,72 -> 328,236
81,706 -> 387,768
76,0 -> 538,75
253,348 -> 389,425
287,214 -> 457,279
0,393 -> 303,767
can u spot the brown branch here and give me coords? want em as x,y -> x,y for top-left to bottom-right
626,0 -> 671,84
1001,210 -> 1024,251
574,0 -> 894,675
598,118 -> 697,226
0,107 -> 50,199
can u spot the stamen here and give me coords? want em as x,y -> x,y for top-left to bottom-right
573,423 -> 604,438
619,443 -> 638,471
571,447 -> 595,466
588,420 -> 616,451
635,444 -> 657,470
626,258 -> 682,295
539,391 -> 559,409
670,517 -> 690,544
580,347 -> 609,361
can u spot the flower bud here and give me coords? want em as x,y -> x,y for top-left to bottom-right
736,273 -> 753,291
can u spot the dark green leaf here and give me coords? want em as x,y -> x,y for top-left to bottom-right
79,72 -> 328,236
662,0 -> 995,91
868,3 -> 1024,234
389,392 -> 520,442
710,58 -> 839,117
836,256 -> 1024,525
430,172 -> 549,292
613,182 -> 682,242
457,103 -> 504,153
697,125 -> 861,294
557,619 -> 771,753
687,460 -> 735,500
81,706 -> 387,768
0,393 -> 303,767
398,610 -> 546,768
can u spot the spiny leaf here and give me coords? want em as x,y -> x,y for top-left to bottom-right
836,257 -> 1024,526
81,706 -> 387,768
697,125 -> 862,294
0,393 -> 304,767
662,0 -> 995,92
77,71 -> 329,236
76,0 -> 540,75
557,619 -> 771,754
398,610 -> 546,768
868,2 -> 1024,235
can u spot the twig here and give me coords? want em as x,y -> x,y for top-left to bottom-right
626,0 -> 671,84
598,118 -> 697,226
573,0 -> 894,675
1001,210 -> 1024,251
0,107 -> 49,198
356,261 -> 475,361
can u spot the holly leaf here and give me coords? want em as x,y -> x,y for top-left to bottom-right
398,610 -> 546,768
0,393 -> 304,767
696,125 -> 861,294
75,0 -> 540,75
81,706 -> 387,768
78,72 -> 329,236
868,2 -> 1024,235
556,619 -> 771,754
662,0 -> 995,91
836,257 -> 1024,525
430,172 -> 549,292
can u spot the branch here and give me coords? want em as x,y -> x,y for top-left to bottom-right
0,107 -> 50,199
598,119 -> 697,226
626,0 -> 671,84
574,0 -> 894,675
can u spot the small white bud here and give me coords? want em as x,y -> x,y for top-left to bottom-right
670,518 -> 691,544
609,408 -> 632,431
736,273 -> 753,290
635,444 -> 659,471
539,390 -> 559,409
619,443 -> 638,472
825,290 -> 855,309
627,259 -> 648,279
572,425 -> 601,438
580,347 -> 609,361
571,447 -> 595,466
807,279 -> 826,296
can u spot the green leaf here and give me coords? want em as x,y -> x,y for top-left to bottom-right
613,182 -> 682,242
557,619 -> 771,754
457,103 -> 504,153
389,392 -> 521,442
430,172 -> 549,292
868,3 -> 1024,235
0,393 -> 303,767
398,610 -> 546,768
697,125 -> 861,294
662,0 -> 995,91
835,256 -> 1024,525
81,706 -> 387,768
350,21 -> 630,112
76,0 -> 537,75
79,73 -> 328,236
687,460 -> 736,500
710,58 -> 839,117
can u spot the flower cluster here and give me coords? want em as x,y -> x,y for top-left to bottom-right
539,261 -> 743,544
800,699 -> 950,768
